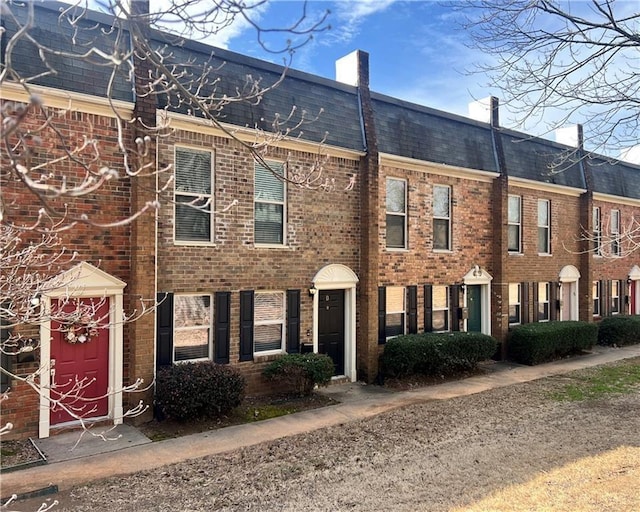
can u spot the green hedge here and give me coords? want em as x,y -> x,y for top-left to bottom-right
380,332 -> 498,379
508,321 -> 597,365
598,315 -> 640,347
263,353 -> 335,396
155,362 -> 245,421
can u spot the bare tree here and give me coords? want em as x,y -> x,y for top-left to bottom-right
457,0 -> 640,159
1,0 -> 331,441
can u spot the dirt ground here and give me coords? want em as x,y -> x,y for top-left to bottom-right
11,360 -> 640,512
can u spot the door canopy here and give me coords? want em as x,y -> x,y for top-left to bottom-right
312,264 -> 359,289
628,265 -> 640,281
559,265 -> 581,282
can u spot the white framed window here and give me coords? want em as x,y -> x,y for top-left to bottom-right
255,160 -> 286,245
173,294 -> 212,362
432,285 -> 449,331
254,291 -> 286,354
508,195 -> 522,253
509,283 -> 521,325
611,280 -> 620,314
611,210 -> 621,257
386,286 -> 406,338
593,207 -> 602,256
174,147 -> 214,243
538,282 -> 550,322
433,185 -> 451,251
386,178 -> 407,249
538,199 -> 550,254
593,281 -> 601,317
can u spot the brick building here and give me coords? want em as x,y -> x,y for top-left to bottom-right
2,2 -> 639,439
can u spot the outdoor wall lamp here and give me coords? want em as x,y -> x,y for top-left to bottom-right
309,286 -> 318,296
472,264 -> 482,277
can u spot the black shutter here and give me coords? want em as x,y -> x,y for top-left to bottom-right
450,285 -> 461,331
214,292 -> 230,364
286,289 -> 301,354
549,282 -> 558,321
521,282 -> 530,324
599,280 -> 606,316
239,290 -> 254,361
156,292 -> 174,368
378,286 -> 386,344
424,285 -> 433,332
532,282 -> 540,322
1,313 -> 11,393
407,286 -> 418,334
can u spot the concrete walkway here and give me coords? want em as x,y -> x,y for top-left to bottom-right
3,344 -> 640,499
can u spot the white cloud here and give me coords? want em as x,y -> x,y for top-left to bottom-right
328,0 -> 399,44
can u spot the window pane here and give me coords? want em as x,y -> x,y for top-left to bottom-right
432,310 -> 448,331
538,201 -> 549,226
174,328 -> 209,361
386,215 -> 405,248
508,196 -> 520,223
174,295 -> 211,327
386,313 -> 404,337
508,225 -> 520,252
538,303 -> 549,321
386,179 -> 406,213
509,305 -> 520,324
538,283 -> 548,303
255,162 -> 284,202
255,203 -> 284,244
538,227 -> 549,253
433,219 -> 450,250
509,283 -> 520,303
254,324 -> 283,352
386,287 -> 405,313
175,148 -> 211,194
433,186 -> 450,218
433,286 -> 448,309
255,292 -> 284,322
175,197 -> 211,242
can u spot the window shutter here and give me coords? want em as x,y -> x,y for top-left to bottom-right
239,291 -> 254,361
378,286 -> 386,344
1,311 -> 11,393
549,282 -> 558,321
424,285 -> 433,332
156,292 -> 174,368
450,285 -> 460,331
602,280 -> 610,316
407,286 -> 418,334
532,282 -> 539,322
521,282 -> 530,324
286,289 -> 301,354
214,292 -> 230,364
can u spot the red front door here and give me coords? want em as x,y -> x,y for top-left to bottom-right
50,298 -> 110,425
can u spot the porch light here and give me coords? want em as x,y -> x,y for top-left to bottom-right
309,286 -> 318,296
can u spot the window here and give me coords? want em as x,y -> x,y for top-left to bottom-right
386,178 -> 407,249
593,207 -> 602,256
174,294 -> 212,362
509,283 -> 521,325
611,210 -> 621,256
432,285 -> 449,331
174,147 -> 214,243
433,185 -> 451,251
538,282 -> 550,321
255,160 -> 286,245
254,291 -> 286,354
386,286 -> 405,338
611,280 -> 620,314
538,199 -> 550,254
593,281 -> 601,316
508,195 -> 522,253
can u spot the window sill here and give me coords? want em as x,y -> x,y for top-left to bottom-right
253,351 -> 286,363
386,247 -> 409,253
254,243 -> 290,250
433,249 -> 453,254
538,253 -> 553,257
508,252 -> 523,256
174,240 -> 216,247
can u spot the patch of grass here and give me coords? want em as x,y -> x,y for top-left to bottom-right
550,362 -> 640,401
1,447 -> 17,457
242,404 -> 298,422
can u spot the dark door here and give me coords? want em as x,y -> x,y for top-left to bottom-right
467,285 -> 482,332
318,289 -> 345,375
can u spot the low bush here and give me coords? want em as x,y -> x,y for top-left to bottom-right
380,332 -> 498,379
155,362 -> 245,421
598,315 -> 640,346
508,321 -> 597,365
263,353 -> 335,396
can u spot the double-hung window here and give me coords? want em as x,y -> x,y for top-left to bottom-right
433,185 -> 451,251
538,282 -> 550,321
538,199 -> 550,254
509,283 -> 521,325
173,294 -> 212,362
254,291 -> 286,354
593,207 -> 602,256
611,209 -> 621,256
432,285 -> 449,331
255,160 -> 286,245
508,195 -> 522,253
174,147 -> 214,243
611,280 -> 620,314
385,286 -> 405,338
593,281 -> 601,316
386,178 -> 407,249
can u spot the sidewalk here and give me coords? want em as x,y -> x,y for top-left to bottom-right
3,344 -> 640,500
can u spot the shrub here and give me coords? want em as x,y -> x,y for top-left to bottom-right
380,332 -> 498,379
263,353 -> 335,396
155,362 -> 245,421
508,321 -> 597,365
598,315 -> 640,346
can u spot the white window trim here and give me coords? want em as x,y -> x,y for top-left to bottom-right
611,209 -> 621,257
386,285 -> 406,339
386,178 -> 407,250
593,281 -> 601,317
253,291 -> 286,356
433,185 -> 452,252
432,285 -> 450,332
173,146 -> 215,246
509,283 -> 521,326
173,293 -> 213,363
508,195 -> 522,254
538,199 -> 551,255
538,282 -> 550,322
254,160 -> 287,247
593,207 -> 602,257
